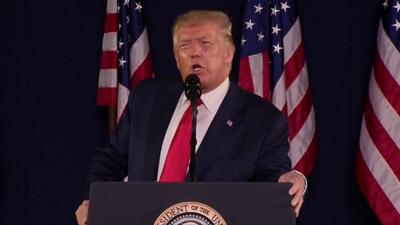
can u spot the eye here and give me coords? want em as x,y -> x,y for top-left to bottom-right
178,41 -> 191,49
202,41 -> 211,45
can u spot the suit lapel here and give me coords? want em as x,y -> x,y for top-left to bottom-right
195,82 -> 244,178
143,80 -> 183,180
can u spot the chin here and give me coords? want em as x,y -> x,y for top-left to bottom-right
193,72 -> 202,77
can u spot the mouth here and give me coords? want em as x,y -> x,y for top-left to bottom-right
192,64 -> 202,74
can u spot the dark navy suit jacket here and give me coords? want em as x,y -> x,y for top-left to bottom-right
86,77 -> 291,197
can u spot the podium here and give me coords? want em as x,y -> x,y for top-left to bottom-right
88,182 -> 295,225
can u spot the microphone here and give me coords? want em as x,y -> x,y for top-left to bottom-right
184,74 -> 202,101
183,74 -> 201,182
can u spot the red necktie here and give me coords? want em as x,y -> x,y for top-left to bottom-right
160,102 -> 199,182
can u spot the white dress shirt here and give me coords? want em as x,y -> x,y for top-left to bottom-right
156,77 -> 230,180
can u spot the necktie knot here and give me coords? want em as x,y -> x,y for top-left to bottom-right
196,98 -> 203,106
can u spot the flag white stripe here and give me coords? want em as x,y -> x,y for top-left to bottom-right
289,107 -> 315,166
102,32 -> 118,51
106,0 -> 118,14
272,74 -> 286,110
359,119 -> 400,213
98,69 -> 118,88
129,28 -> 150,77
117,84 -> 130,119
377,21 -> 400,86
249,53 -> 264,97
286,64 -> 308,115
283,18 -> 302,64
369,72 -> 400,149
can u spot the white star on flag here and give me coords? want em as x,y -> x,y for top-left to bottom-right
271,24 -> 281,35
257,31 -> 264,41
272,43 -> 283,53
257,32 -> 265,41
394,1 -> 400,12
135,2 -> 143,12
383,0 -> 389,8
271,6 -> 280,16
241,37 -> 247,46
245,19 -> 255,30
281,1 -> 290,12
254,3 -> 263,14
119,57 -> 127,67
393,19 -> 400,31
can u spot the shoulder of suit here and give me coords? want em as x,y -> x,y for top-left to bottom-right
236,86 -> 283,117
136,76 -> 181,88
133,77 -> 183,95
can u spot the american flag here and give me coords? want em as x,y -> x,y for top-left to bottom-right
97,0 -> 153,121
239,0 -> 317,175
355,0 -> 400,224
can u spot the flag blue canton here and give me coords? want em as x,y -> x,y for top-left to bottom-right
240,0 -> 270,57
117,0 -> 146,89
382,0 -> 400,50
240,0 -> 300,89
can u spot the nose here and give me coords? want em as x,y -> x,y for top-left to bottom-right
190,43 -> 201,58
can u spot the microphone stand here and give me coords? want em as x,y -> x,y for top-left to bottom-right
189,99 -> 198,182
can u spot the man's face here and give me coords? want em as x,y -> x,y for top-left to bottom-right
174,21 -> 234,93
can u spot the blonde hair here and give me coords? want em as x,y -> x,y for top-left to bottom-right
172,10 -> 234,48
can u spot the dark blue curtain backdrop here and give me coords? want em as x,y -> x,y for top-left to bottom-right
0,0 -> 382,224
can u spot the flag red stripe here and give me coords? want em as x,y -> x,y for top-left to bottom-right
374,55 -> 400,115
100,51 -> 118,69
356,150 -> 400,225
104,13 -> 118,33
288,88 -> 312,139
239,58 -> 255,94
281,104 -> 288,116
262,53 -> 272,101
293,133 -> 317,176
284,43 -> 305,88
97,87 -> 117,106
131,54 -> 153,87
364,99 -> 400,176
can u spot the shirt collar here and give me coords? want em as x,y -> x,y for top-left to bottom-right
179,77 -> 230,114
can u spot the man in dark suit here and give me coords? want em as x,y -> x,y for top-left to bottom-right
76,10 -> 306,225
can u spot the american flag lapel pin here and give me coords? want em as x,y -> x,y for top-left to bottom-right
226,119 -> 233,127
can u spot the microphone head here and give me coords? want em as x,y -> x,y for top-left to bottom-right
184,74 -> 202,101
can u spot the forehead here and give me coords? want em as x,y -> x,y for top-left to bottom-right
175,21 -> 221,40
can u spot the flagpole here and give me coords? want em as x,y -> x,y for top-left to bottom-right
108,106 -> 117,135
